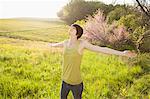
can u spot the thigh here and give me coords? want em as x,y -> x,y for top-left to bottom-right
71,82 -> 83,99
60,81 -> 71,99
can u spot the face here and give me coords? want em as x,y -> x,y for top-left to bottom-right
68,25 -> 77,37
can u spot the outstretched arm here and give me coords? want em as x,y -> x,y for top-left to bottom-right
83,40 -> 136,57
49,40 -> 66,47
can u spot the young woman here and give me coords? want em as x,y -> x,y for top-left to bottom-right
49,24 -> 136,99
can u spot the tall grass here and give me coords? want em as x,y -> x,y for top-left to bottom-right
0,37 -> 144,98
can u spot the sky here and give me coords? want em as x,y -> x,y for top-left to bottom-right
0,0 -> 135,18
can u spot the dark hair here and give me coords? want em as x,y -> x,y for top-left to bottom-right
72,24 -> 83,39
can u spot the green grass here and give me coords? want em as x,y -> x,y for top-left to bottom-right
0,18 -> 68,42
0,18 -> 149,99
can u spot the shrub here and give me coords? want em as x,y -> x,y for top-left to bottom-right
118,14 -> 141,32
83,9 -> 133,50
125,53 -> 150,74
107,6 -> 130,23
137,30 -> 150,53
132,26 -> 146,41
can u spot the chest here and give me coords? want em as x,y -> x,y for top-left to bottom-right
65,42 -> 83,55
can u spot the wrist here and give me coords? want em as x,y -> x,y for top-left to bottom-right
122,51 -> 127,56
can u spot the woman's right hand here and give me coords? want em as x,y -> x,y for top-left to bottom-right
123,50 -> 137,58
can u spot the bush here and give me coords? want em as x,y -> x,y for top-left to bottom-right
107,5 -> 131,23
137,30 -> 150,53
83,9 -> 134,50
117,14 -> 146,48
118,14 -> 141,32
125,53 -> 150,74
132,26 -> 146,41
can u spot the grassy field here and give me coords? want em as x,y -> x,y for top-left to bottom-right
0,18 -> 149,99
0,18 -> 68,42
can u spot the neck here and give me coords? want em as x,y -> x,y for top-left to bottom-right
69,36 -> 78,44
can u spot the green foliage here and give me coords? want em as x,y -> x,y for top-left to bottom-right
137,30 -> 150,53
137,13 -> 150,31
57,0 -> 110,25
117,14 -> 146,48
122,53 -> 150,98
118,14 -> 141,31
74,19 -> 86,27
125,53 -> 150,74
132,26 -> 146,41
107,5 -> 130,23
116,14 -> 150,53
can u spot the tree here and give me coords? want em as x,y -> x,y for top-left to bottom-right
107,5 -> 132,23
57,0 -> 111,25
135,0 -> 150,17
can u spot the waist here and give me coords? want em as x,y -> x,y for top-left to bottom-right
62,80 -> 83,86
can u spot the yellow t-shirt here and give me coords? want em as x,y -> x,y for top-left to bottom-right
61,40 -> 83,85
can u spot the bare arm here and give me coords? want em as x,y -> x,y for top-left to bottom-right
49,40 -> 66,47
83,40 -> 136,57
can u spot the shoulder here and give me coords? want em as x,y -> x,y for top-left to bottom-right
79,39 -> 89,44
78,39 -> 89,48
62,39 -> 69,46
63,39 -> 68,43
